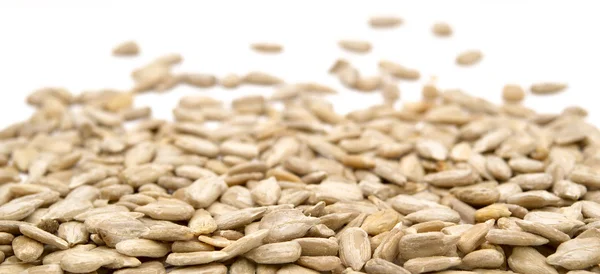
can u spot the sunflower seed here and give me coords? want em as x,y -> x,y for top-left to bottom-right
379,60 -> 420,80
462,249 -> 504,270
509,173 -> 553,190
398,232 -> 459,260
360,209 -> 400,235
508,246 -> 558,274
113,261 -> 166,274
456,50 -> 482,66
297,255 -> 342,271
485,229 -> 549,246
215,207 -> 267,230
166,251 -> 228,266
113,40 -> 140,56
514,219 -> 570,244
502,84 -> 525,102
506,190 -> 561,209
508,157 -> 544,173
424,169 -> 478,188
60,250 -> 114,273
294,237 -> 338,256
339,227 -> 371,270
244,241 -> 302,264
243,71 -> 283,86
170,263 -> 227,274
114,238 -> 170,258
403,256 -> 462,274
369,16 -> 402,28
531,82 -> 567,95
338,40 -> 372,53
251,43 -> 283,53
19,224 -> 68,250
13,235 -> 43,262
20,264 -> 64,274
432,22 -> 452,37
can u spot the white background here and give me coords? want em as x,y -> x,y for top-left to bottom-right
0,1 -> 599,128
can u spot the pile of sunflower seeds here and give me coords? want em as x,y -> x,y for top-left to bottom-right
0,14 -> 590,274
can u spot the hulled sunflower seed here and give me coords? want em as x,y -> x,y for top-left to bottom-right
19,224 -> 68,250
508,173 -> 553,190
432,22 -> 452,37
514,219 -> 570,244
214,207 -> 267,230
244,241 -> 302,264
456,50 -> 482,66
379,60 -> 420,80
294,237 -> 339,256
169,263 -> 227,274
297,255 -> 342,272
13,235 -> 44,262
424,168 -> 478,188
530,82 -> 567,95
338,40 -> 372,53
398,232 -> 459,260
416,139 -> 448,161
508,246 -> 558,274
502,84 -> 525,102
339,227 -> 371,271
113,261 -> 166,274
457,220 -> 493,253
251,43 -> 283,53
546,237 -> 600,270
365,257 -> 411,274
243,71 -> 283,86
115,238 -> 170,258
485,229 -> 549,246
369,16 -> 402,28
462,249 -> 504,270
60,250 -> 114,273
508,157 -> 544,173
113,40 -> 140,56
166,251 -> 228,266
403,256 -> 462,274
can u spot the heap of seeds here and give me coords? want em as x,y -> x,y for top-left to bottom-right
0,14 -> 593,274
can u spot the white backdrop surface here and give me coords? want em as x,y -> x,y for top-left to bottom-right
0,0 -> 599,127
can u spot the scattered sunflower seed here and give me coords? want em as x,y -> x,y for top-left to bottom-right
112,40 -> 140,56
369,16 -> 403,28
338,40 -> 372,53
251,42 -> 283,53
456,50 -> 483,66
531,82 -> 568,95
432,22 -> 452,37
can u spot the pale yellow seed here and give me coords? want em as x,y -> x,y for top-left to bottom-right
369,16 -> 402,28
220,74 -> 242,89
456,50 -> 483,66
251,43 -> 283,53
338,40 -> 372,53
432,22 -> 452,37
112,40 -> 140,56
502,84 -> 525,102
422,84 -> 439,100
530,82 -> 567,95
